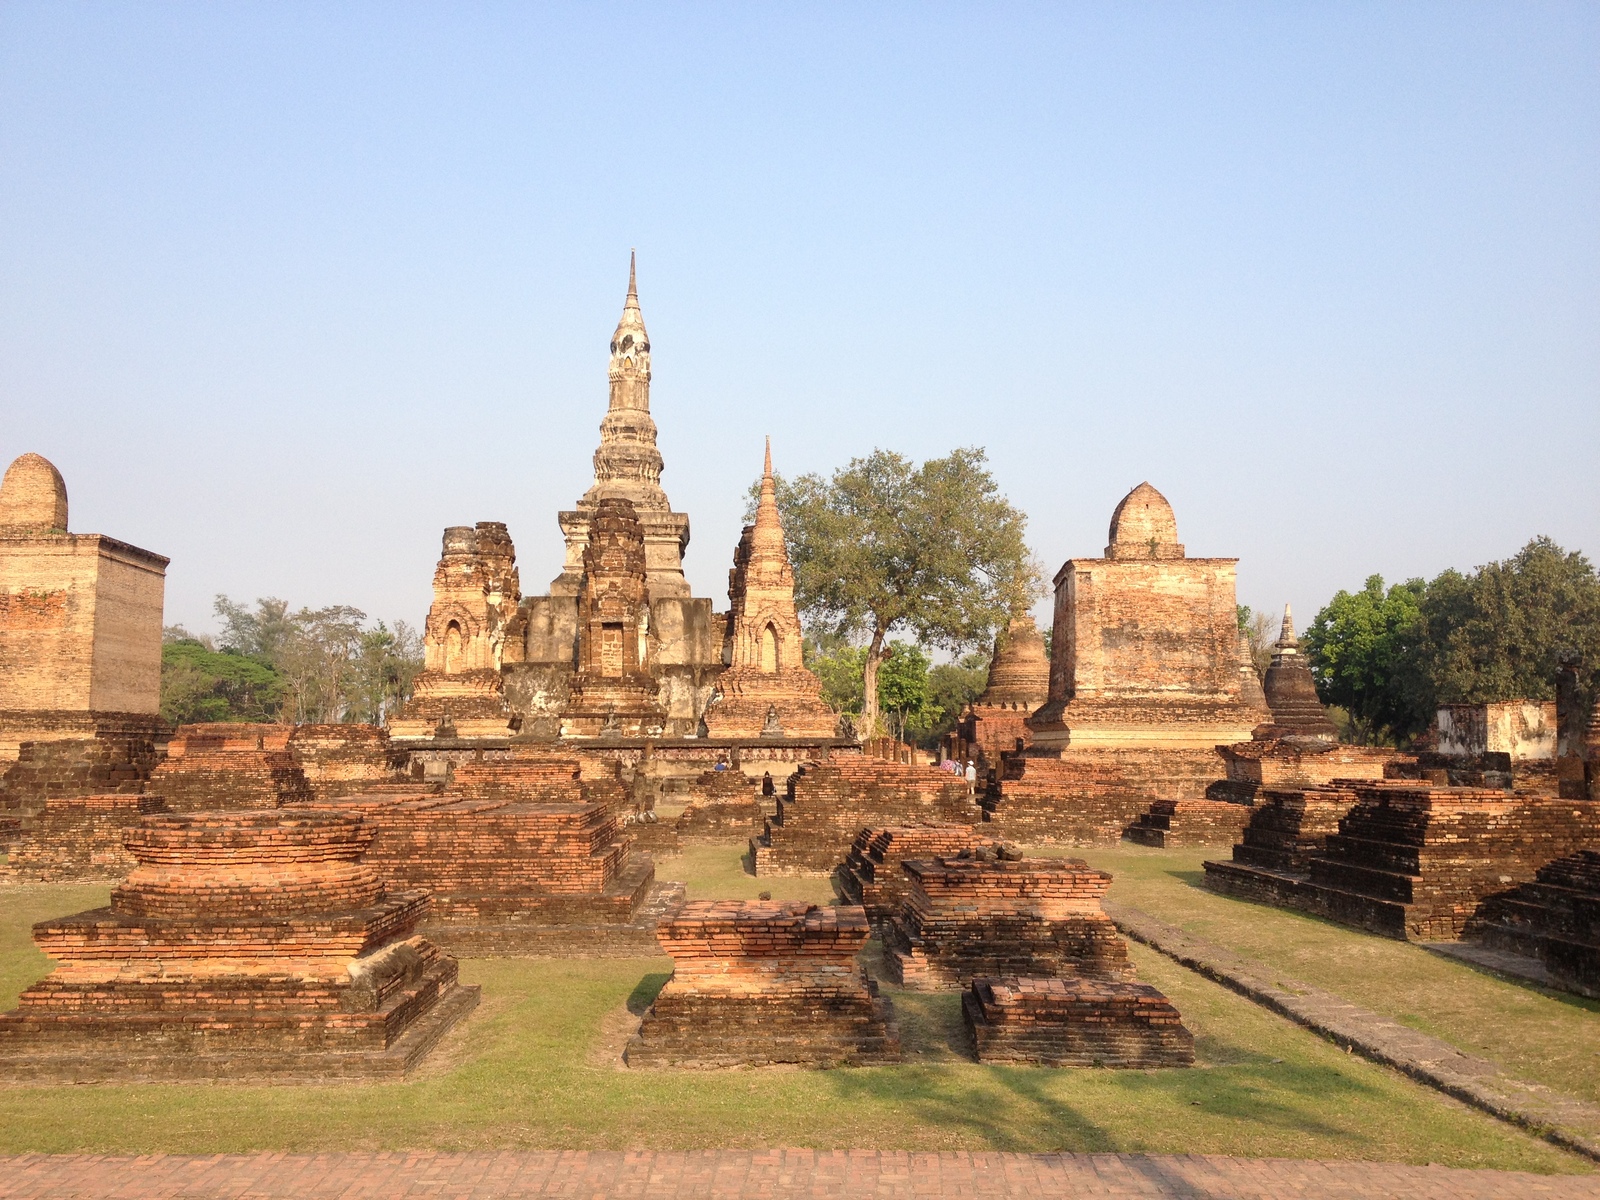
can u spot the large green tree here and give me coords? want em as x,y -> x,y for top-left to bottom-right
1303,576 -> 1426,743
772,447 -> 1040,737
1304,537 -> 1600,744
159,636 -> 286,725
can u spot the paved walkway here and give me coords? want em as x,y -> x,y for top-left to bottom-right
0,1151 -> 1594,1198
1106,902 -> 1600,1163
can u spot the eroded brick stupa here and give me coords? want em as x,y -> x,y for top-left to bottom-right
703,441 -> 836,740
945,615 -> 1051,770
984,483 -> 1269,843
1260,606 -> 1337,740
0,809 -> 477,1081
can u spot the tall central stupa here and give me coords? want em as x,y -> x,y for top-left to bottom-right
552,253 -> 692,599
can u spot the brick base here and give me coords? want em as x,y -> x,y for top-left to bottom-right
963,976 -> 1194,1068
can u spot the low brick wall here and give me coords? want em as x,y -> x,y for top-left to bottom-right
3,793 -> 167,881
832,824 -> 999,931
751,759 -> 979,876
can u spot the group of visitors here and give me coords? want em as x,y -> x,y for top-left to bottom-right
939,756 -> 980,793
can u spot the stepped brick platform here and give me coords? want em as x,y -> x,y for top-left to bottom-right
674,769 -> 765,841
751,759 -> 980,876
1202,784 -> 1361,905
1122,797 -> 1255,848
883,852 -> 1136,989
311,788 -> 682,956
980,748 -> 1226,846
147,724 -> 313,811
2,792 -> 167,881
286,724 -> 402,801
1209,781 -> 1598,940
833,824 -> 999,930
1206,738 -> 1406,805
1466,850 -> 1600,998
625,900 -> 899,1068
962,976 -> 1194,1068
0,809 -> 477,1082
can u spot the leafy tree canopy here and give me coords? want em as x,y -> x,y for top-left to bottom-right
770,447 -> 1040,737
159,639 -> 285,726
1304,537 -> 1600,745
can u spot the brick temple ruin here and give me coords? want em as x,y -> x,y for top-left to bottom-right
625,900 -> 900,1068
0,808 -> 477,1082
834,824 -> 1000,931
981,484 -> 1269,845
388,262 -> 851,809
1125,606 -> 1399,848
877,848 -> 1194,1067
751,757 -> 980,876
1465,849 -> 1600,998
1204,779 -> 1599,940
311,749 -> 680,955
702,441 -> 837,740
0,452 -> 169,858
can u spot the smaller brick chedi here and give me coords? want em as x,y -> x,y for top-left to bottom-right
0,809 -> 477,1082
946,615 -> 1051,770
1260,605 -> 1337,740
703,441 -> 836,739
625,900 -> 900,1067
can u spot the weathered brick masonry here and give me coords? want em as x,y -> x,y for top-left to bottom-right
148,724 -> 313,811
883,853 -> 1135,990
313,779 -> 681,956
962,975 -> 1194,1068
752,758 -> 980,876
625,900 -> 900,1068
0,809 -> 477,1082
1466,850 -> 1600,997
833,824 -> 999,932
3,792 -> 167,881
1207,781 -> 1598,940
674,768 -> 766,841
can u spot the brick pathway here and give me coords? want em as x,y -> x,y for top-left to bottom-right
0,1151 -> 1594,1198
1107,902 -> 1600,1163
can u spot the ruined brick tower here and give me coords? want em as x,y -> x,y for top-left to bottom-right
552,253 -> 692,600
561,497 -> 669,738
389,522 -> 520,739
0,452 -> 168,760
704,441 -> 836,739
500,257 -> 723,737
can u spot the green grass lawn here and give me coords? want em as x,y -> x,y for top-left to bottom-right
1074,843 -> 1600,1105
0,847 -> 1587,1171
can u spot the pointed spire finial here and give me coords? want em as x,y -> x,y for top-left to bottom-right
628,249 -> 637,298
763,435 -> 772,481
1278,603 -> 1297,647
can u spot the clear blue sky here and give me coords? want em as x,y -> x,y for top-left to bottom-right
3,4 -> 1596,642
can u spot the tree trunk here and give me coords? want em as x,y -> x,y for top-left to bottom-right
860,626 -> 887,741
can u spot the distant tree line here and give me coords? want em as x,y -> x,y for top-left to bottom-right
1304,537 -> 1600,745
161,596 -> 423,727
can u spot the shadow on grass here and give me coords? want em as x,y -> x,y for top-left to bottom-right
741,845 -> 757,876
1417,950 -> 1600,1014
627,972 -> 671,1015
